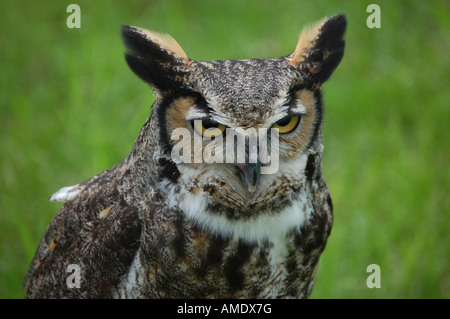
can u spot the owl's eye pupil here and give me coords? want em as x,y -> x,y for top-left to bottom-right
191,119 -> 226,138
275,116 -> 292,127
201,119 -> 219,130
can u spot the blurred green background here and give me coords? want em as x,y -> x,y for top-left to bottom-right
0,0 -> 448,298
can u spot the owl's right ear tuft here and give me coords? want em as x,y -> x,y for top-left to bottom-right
121,25 -> 192,92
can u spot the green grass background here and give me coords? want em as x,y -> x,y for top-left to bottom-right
0,0 -> 448,298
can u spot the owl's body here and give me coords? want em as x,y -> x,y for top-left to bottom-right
24,15 -> 346,298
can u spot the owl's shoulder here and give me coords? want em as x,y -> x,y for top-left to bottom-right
24,165 -> 143,298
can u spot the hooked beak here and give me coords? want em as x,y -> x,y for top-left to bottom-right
235,160 -> 261,193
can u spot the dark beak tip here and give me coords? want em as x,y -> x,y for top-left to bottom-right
236,162 -> 261,193
247,185 -> 257,194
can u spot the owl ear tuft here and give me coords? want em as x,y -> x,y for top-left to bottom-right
288,14 -> 347,85
121,25 -> 192,92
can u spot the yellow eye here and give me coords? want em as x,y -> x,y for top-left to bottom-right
272,115 -> 300,134
192,119 -> 226,138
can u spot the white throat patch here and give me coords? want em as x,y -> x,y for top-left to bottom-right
159,153 -> 313,264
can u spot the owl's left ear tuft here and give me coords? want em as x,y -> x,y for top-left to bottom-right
121,25 -> 192,92
121,25 -> 189,63
288,14 -> 347,85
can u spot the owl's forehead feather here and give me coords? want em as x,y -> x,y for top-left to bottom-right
190,58 -> 298,123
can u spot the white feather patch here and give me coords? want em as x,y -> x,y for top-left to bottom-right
49,184 -> 83,202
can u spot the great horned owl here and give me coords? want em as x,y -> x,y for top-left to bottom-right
24,14 -> 346,298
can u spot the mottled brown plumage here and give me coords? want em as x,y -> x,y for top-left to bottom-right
24,14 -> 346,298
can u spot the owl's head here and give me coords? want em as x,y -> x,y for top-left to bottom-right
122,15 -> 346,220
